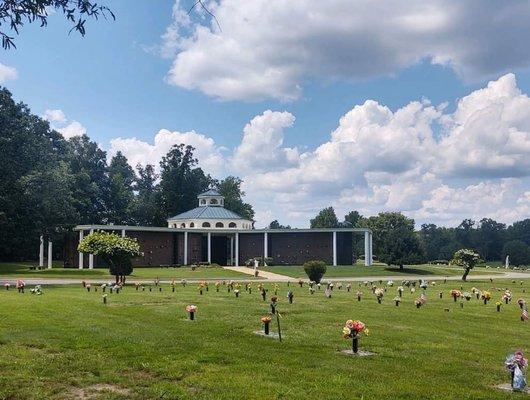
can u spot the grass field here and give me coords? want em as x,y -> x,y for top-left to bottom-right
261,263 -> 505,279
0,278 -> 529,399
0,263 -> 250,280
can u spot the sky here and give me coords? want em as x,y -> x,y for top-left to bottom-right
3,0 -> 530,228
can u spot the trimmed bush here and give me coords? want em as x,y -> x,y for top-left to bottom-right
303,260 -> 327,283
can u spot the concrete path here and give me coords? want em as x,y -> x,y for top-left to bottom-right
223,266 -> 292,281
2,271 -> 530,286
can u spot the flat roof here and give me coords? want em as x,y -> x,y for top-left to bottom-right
73,224 -> 372,234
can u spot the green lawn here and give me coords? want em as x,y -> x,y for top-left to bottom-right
0,278 -> 528,399
261,263 -> 504,279
0,263 -> 250,280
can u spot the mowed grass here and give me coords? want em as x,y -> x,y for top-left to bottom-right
0,263 -> 250,280
0,279 -> 529,399
261,262 -> 504,279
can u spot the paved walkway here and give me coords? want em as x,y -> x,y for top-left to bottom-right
2,270 -> 530,286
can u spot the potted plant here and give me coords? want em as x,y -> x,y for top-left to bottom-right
186,305 -> 197,320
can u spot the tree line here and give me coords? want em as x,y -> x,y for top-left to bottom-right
305,207 -> 530,266
0,87 -> 253,261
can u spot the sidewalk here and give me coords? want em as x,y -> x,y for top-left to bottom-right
223,266 -> 292,281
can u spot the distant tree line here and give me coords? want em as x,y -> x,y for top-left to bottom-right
0,87 -> 253,261
307,207 -> 530,266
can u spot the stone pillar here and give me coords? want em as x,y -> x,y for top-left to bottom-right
78,230 -> 84,269
207,232 -> 212,264
39,235 -> 44,267
88,229 -> 94,269
364,231 -> 370,267
184,231 -> 188,265
230,236 -> 234,266
121,229 -> 126,238
235,232 -> 239,267
264,232 -> 268,260
332,231 -> 337,266
368,233 -> 373,266
47,241 -> 53,269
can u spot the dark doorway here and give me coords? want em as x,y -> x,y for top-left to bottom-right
211,235 -> 228,265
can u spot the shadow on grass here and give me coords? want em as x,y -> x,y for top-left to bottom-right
383,267 -> 440,275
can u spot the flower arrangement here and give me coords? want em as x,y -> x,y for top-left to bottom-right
181,279 -> 187,287
337,282 -> 343,290
356,290 -> 363,301
397,286 -> 404,297
387,280 -> 394,287
86,284 -> 91,292
415,294 -> 427,308
198,283 -> 205,295
481,291 -> 491,304
502,290 -> 512,304
505,351 -> 528,391
342,319 -> 369,354
234,289 -> 240,298
346,283 -> 352,292
463,292 -> 472,301
518,298 -> 526,309
30,285 -> 42,295
374,288 -> 384,304
4,283 -> 10,290
16,280 -> 25,293
102,294 -> 108,305
316,283 -> 321,291
309,287 -> 315,294
450,289 -> 461,302
298,279 -> 304,287
287,290 -> 294,303
186,305 -> 197,320
393,296 -> 401,306
419,281 -> 428,290
410,287 -> 416,294
261,315 -> 272,335
430,281 -> 436,286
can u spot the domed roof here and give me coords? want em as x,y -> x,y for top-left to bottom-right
169,206 -> 245,220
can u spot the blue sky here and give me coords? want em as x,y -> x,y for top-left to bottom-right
3,1 -> 530,228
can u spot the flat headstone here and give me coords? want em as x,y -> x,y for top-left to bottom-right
495,383 -> 530,394
253,331 -> 281,340
341,349 -> 376,357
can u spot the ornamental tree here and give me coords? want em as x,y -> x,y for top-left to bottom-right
451,249 -> 481,281
78,231 -> 141,284
303,260 -> 327,283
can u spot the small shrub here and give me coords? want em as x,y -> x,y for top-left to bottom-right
303,260 -> 327,283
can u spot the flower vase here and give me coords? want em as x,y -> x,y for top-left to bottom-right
249,288 -> 252,294
453,295 -> 457,302
476,293 -> 480,299
262,292 -> 266,301
159,287 -> 162,292
395,301 -> 399,306
87,287 -> 91,292
497,304 -> 501,312
357,295 -> 361,301
189,311 -> 195,321
216,288 -> 219,292
439,292 -> 442,299
351,332 -> 359,354
270,304 -> 276,314
264,322 -> 270,335
483,299 -> 487,305
235,292 -> 239,298
172,287 -> 175,292
200,290 -> 203,295
520,303 -> 524,310
289,296 -> 293,304
505,298 -> 509,304
416,303 -> 421,309
377,298 -> 381,304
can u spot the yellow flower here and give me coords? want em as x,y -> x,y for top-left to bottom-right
342,327 -> 351,338
364,328 -> 370,336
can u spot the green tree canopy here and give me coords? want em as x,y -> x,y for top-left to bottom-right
310,207 -> 339,228
107,152 -> 136,224
502,240 -> 530,267
215,176 -> 254,221
269,220 -> 291,229
451,248 -> 481,281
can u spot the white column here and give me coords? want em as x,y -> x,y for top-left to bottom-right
332,231 -> 337,266
121,229 -> 126,238
207,232 -> 212,264
235,232 -> 239,267
264,232 -> 268,259
88,229 -> 94,269
230,236 -> 234,266
183,231 -> 188,265
78,230 -> 84,269
39,235 -> 44,267
368,233 -> 373,266
364,231 -> 370,267
47,241 -> 53,269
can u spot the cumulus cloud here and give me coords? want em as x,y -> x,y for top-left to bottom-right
0,62 -> 17,84
43,109 -> 86,139
107,74 -> 530,228
109,129 -> 226,175
163,1 -> 530,101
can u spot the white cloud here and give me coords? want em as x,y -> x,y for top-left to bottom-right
106,73 -> 530,228
43,109 -> 86,139
109,129 -> 226,175
163,1 -> 530,101
0,62 -> 17,84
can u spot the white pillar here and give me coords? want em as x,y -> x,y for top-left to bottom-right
121,229 -> 126,238
369,233 -> 373,266
230,236 -> 234,266
39,235 -> 44,267
235,232 -> 239,267
332,231 -> 337,266
78,230 -> 84,269
264,232 -> 268,259
47,241 -> 53,269
207,232 -> 212,264
88,229 -> 94,269
364,231 -> 370,267
183,231 -> 188,265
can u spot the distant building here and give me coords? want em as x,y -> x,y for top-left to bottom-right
64,191 -> 373,268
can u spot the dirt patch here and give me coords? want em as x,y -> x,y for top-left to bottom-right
69,384 -> 131,399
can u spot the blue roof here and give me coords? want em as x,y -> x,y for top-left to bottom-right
198,189 -> 222,197
169,206 -> 245,220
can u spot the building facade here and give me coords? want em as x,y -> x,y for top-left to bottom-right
61,191 -> 374,269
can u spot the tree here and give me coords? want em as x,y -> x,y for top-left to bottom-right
269,220 -> 291,229
475,218 -> 506,261
451,248 -> 481,281
506,219 -> 530,246
310,207 -> 339,228
418,224 -> 459,262
107,152 -> 135,224
134,163 -> 161,226
502,240 -> 530,267
158,144 -> 212,219
0,0 -> 114,49
216,176 -> 254,221
361,212 -> 424,269
303,260 -> 327,283
78,231 -> 141,284
344,210 -> 362,227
